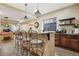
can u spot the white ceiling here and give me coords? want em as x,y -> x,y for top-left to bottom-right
6,3 -> 75,14
0,3 -> 75,21
0,3 -> 36,21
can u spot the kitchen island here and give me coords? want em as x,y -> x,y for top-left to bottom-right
55,33 -> 79,52
38,31 -> 55,56
22,31 -> 55,56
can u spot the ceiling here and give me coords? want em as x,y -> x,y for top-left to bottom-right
6,3 -> 75,14
0,3 -> 76,21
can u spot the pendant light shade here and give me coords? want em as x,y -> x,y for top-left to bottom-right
34,4 -> 41,18
24,16 -> 28,19
35,9 -> 41,18
35,9 -> 41,15
4,16 -> 8,19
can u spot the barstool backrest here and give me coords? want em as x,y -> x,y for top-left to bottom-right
31,30 -> 38,40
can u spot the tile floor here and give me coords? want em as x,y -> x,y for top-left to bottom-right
0,39 -> 16,56
0,39 -> 79,56
55,47 -> 79,56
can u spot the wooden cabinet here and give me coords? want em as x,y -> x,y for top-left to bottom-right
55,34 -> 59,46
70,39 -> 79,51
60,37 -> 67,47
59,17 -> 75,26
55,33 -> 79,52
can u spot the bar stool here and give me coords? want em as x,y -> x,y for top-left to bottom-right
21,31 -> 31,56
15,31 -> 23,56
30,30 -> 45,56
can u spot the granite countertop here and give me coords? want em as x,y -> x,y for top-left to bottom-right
38,31 -> 55,34
56,33 -> 79,35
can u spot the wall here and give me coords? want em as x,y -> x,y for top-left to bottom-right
1,18 -> 20,32
21,19 -> 42,32
39,4 -> 79,31
22,4 -> 79,32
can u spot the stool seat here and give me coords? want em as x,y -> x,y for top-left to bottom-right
26,37 -> 30,41
16,36 -> 23,39
30,39 -> 43,45
22,37 -> 30,42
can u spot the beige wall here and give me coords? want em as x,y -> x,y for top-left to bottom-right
21,19 -> 42,32
39,4 -> 79,30
22,4 -> 79,32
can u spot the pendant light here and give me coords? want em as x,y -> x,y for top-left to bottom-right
24,3 -> 28,19
34,4 -> 41,18
4,17 -> 9,27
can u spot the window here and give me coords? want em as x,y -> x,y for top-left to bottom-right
43,17 -> 57,32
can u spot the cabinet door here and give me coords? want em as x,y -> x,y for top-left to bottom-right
60,37 -> 67,47
55,34 -> 60,46
66,36 -> 72,48
70,39 -> 79,51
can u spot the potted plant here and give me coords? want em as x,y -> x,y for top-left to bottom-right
74,24 -> 79,33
